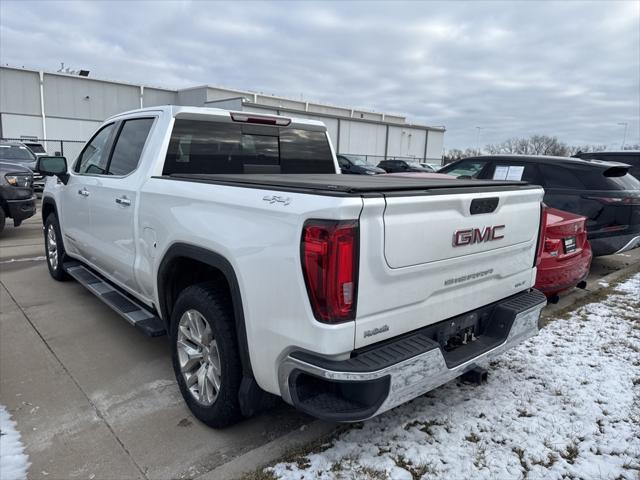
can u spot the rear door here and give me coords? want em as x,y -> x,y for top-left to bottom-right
87,117 -> 155,289
537,163 -> 640,242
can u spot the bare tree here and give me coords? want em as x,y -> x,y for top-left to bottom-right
443,148 -> 478,164
485,135 -> 569,156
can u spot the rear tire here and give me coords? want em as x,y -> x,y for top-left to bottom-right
44,214 -> 69,281
170,283 -> 243,428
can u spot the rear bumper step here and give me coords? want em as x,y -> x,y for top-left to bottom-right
278,289 -> 546,422
64,261 -> 166,337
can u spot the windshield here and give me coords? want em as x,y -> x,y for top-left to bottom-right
0,145 -> 35,162
343,155 -> 368,166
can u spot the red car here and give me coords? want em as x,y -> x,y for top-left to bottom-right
535,207 -> 592,300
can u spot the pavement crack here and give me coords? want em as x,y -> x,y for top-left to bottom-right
0,279 -> 150,480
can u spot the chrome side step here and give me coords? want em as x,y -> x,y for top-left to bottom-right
63,261 -> 166,337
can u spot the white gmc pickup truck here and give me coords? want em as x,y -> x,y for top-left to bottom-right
38,106 -> 547,427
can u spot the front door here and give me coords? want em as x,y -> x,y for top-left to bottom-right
87,117 -> 155,290
59,123 -> 116,261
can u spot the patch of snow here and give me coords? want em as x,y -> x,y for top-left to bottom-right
0,405 -> 30,480
269,274 -> 640,480
598,281 -> 610,288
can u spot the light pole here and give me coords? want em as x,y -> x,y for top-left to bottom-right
475,126 -> 484,154
618,122 -> 628,149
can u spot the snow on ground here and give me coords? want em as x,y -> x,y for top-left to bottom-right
269,274 -> 640,480
0,405 -> 30,480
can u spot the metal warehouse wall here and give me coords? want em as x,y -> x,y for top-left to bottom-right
0,66 -> 445,163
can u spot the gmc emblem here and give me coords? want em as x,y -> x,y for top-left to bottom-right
453,225 -> 505,246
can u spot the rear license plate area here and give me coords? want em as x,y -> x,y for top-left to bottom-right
563,236 -> 577,253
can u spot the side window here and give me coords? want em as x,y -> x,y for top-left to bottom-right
443,159 -> 488,178
338,157 -> 349,169
487,163 -> 543,184
108,118 -> 154,176
539,165 -> 585,189
75,124 -> 115,174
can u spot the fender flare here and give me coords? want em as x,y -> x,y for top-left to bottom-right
157,243 -> 253,378
41,196 -> 59,224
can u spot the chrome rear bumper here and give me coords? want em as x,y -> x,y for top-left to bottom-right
278,289 -> 547,422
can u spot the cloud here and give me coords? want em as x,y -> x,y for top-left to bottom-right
1,0 -> 638,149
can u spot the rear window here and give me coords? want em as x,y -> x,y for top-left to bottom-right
163,120 -> 335,175
539,164 -> 640,190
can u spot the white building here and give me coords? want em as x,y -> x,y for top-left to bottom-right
0,65 -> 445,163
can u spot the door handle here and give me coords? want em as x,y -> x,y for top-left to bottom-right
115,196 -> 131,206
78,188 -> 90,197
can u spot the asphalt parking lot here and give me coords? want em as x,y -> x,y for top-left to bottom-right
1,204 -> 639,480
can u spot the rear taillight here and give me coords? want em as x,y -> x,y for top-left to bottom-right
584,196 -> 640,205
535,204 -> 548,266
301,220 -> 359,323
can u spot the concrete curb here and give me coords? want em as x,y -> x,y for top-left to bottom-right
195,420 -> 339,480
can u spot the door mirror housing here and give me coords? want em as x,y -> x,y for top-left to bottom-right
37,156 -> 69,184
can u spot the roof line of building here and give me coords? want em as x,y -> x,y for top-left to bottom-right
1,64 -> 445,131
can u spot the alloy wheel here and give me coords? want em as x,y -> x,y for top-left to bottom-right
176,309 -> 222,406
46,224 -> 58,271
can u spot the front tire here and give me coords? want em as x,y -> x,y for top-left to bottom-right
0,208 -> 5,234
44,214 -> 69,281
171,283 -> 243,428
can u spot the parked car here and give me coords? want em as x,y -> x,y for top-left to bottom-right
39,106 -> 547,428
337,154 -> 385,175
377,159 -> 435,173
0,161 -> 36,233
573,150 -> 640,179
22,141 -> 48,158
535,207 -> 592,301
0,142 -> 46,194
420,162 -> 441,171
440,155 -> 640,256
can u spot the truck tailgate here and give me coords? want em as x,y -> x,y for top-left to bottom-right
356,186 -> 544,348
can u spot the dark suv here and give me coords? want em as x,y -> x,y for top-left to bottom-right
440,155 -> 640,256
0,142 -> 45,194
377,159 -> 435,173
573,151 -> 640,179
0,161 -> 36,233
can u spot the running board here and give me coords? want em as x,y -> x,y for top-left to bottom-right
63,261 -> 166,337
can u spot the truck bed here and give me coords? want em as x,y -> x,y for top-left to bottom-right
161,173 -> 536,196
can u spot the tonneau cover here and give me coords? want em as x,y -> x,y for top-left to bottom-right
166,173 -> 533,195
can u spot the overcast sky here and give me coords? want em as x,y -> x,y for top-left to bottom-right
1,0 -> 638,150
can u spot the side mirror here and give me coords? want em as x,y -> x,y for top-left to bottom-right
37,156 -> 69,184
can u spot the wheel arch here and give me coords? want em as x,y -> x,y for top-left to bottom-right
41,196 -> 58,224
157,243 -> 253,378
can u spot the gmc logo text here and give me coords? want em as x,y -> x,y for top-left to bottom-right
453,225 -> 505,247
